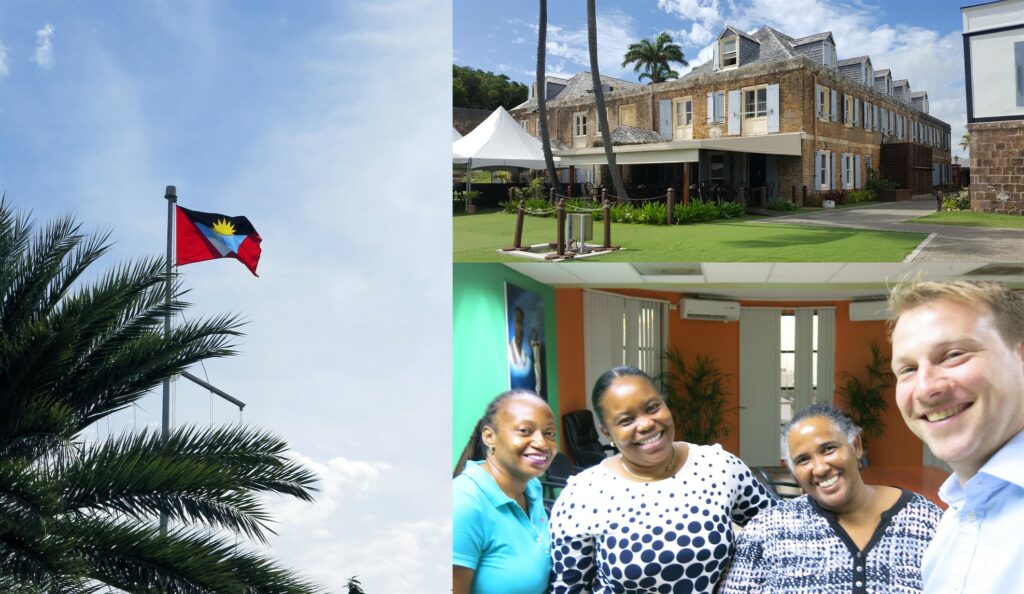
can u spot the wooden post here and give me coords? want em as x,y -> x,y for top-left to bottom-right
549,188 -> 556,203
513,199 -> 525,249
556,198 -> 566,257
603,199 -> 612,248
682,162 -> 691,205
568,165 -> 575,197
666,187 -> 675,225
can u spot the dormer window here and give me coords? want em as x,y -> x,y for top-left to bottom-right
823,41 -> 836,68
721,36 -> 738,69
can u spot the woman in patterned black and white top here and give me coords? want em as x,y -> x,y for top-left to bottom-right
548,366 -> 777,594
719,403 -> 941,594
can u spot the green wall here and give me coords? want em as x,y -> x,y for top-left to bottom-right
452,264 -> 559,468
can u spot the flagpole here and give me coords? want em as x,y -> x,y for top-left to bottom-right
162,185 -> 176,537
163,185 -> 176,438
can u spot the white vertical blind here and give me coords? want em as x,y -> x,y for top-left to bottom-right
739,308 -> 782,466
583,291 -> 666,417
794,309 -> 814,413
816,307 -> 836,405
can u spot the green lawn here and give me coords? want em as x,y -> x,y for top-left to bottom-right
905,210 -> 1024,229
453,210 -> 927,262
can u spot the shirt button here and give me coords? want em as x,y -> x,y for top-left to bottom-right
856,580 -> 863,587
966,512 -> 976,522
856,566 -> 863,571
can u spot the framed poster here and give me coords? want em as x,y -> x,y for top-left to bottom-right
505,282 -> 547,400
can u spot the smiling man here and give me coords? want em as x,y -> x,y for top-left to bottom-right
889,279 -> 1024,593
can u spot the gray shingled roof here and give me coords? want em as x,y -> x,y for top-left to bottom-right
893,79 -> 909,87
910,91 -> 928,98
718,25 -> 759,43
838,55 -> 871,66
875,68 -> 891,76
681,25 -> 796,79
532,136 -> 568,151
512,71 -> 643,111
607,126 -> 662,145
792,31 -> 834,46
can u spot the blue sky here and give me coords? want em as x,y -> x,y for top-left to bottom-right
1,1 -> 451,591
454,0 -> 971,158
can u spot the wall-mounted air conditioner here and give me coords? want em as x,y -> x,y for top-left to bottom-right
848,300 -> 890,321
680,298 -> 740,321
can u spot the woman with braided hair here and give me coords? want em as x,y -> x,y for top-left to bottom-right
453,390 -> 557,594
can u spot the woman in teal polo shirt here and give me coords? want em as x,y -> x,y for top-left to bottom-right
453,390 -> 557,594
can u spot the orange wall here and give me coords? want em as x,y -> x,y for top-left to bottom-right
555,291 -> 923,465
555,289 -> 587,456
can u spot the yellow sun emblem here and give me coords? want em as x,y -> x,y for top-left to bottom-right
211,218 -> 236,236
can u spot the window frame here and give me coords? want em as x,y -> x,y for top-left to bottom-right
573,111 -> 588,137
743,85 -> 768,119
720,36 -> 739,69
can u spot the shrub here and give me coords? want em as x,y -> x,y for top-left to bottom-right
865,176 -> 897,193
636,202 -> 667,225
462,190 -> 481,204
675,199 -> 721,224
942,189 -> 971,211
719,201 -> 745,218
767,199 -> 799,211
846,189 -> 875,204
513,177 -> 547,202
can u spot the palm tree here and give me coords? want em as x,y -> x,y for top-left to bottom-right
0,200 -> 321,593
959,133 -> 971,151
346,575 -> 366,593
586,0 -> 628,201
622,32 -> 688,84
536,0 -> 561,195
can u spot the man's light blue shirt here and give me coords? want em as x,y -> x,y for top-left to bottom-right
923,429 -> 1024,593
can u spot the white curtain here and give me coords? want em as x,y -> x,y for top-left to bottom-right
739,308 -> 782,466
583,291 -> 666,418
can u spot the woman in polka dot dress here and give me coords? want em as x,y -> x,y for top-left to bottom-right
548,366 -> 778,594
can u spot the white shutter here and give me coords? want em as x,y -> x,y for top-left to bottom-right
831,152 -> 837,190
830,90 -> 838,121
854,154 -> 862,188
842,153 -> 850,188
815,85 -> 822,118
739,308 -> 783,466
767,84 -> 780,133
712,43 -> 720,72
853,97 -> 859,126
659,99 -> 672,140
707,92 -> 714,123
728,89 -> 741,135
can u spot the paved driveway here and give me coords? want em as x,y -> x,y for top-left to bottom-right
761,197 -> 1024,262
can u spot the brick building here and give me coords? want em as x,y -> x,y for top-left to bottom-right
963,0 -> 1024,214
511,24 -> 952,204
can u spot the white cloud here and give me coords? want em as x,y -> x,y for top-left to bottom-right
659,0 -> 724,33
671,22 -> 714,47
546,10 -> 637,79
0,42 -> 10,78
496,63 -> 511,72
33,23 -> 55,69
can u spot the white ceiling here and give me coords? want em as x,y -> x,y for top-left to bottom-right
503,263 -> 1024,300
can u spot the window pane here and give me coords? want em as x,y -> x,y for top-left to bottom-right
781,315 -> 795,350
780,353 -> 795,389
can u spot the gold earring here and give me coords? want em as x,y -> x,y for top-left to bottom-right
488,445 -> 495,456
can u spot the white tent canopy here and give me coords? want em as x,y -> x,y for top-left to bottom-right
452,127 -> 462,141
453,106 -> 560,169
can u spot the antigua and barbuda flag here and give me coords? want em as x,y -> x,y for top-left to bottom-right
176,206 -> 262,276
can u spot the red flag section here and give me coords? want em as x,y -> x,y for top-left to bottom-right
176,206 -> 262,276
